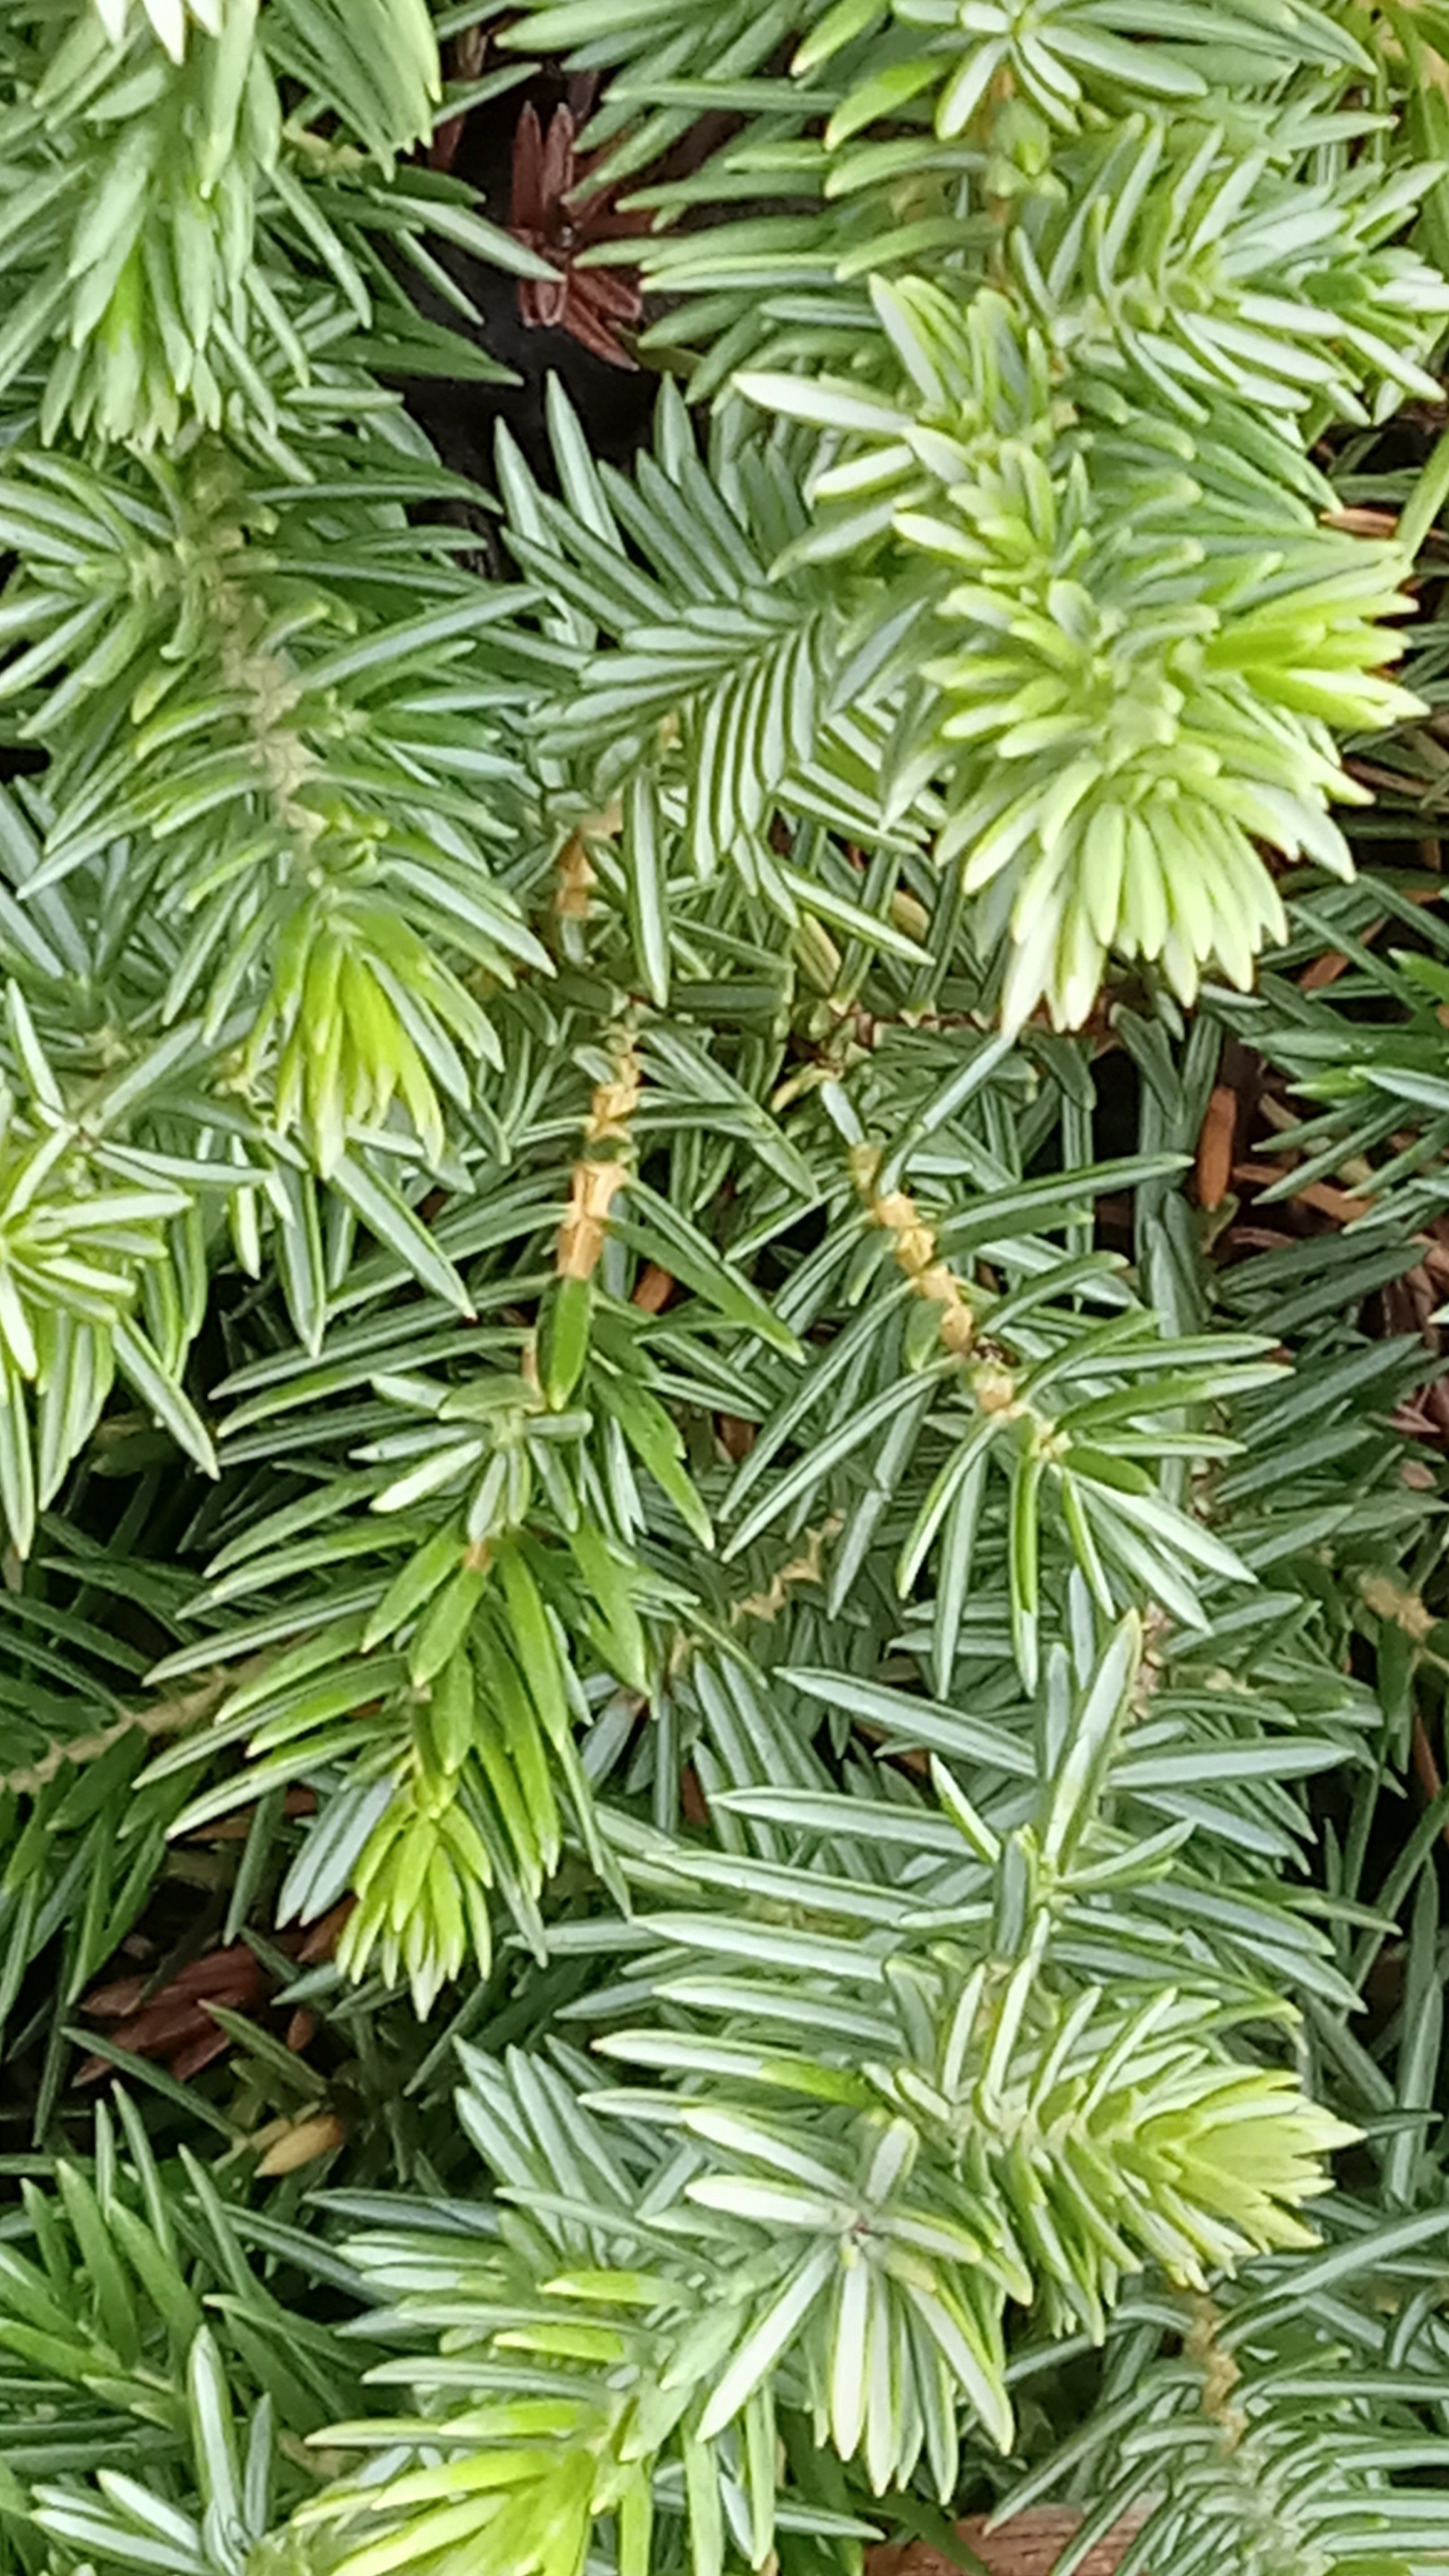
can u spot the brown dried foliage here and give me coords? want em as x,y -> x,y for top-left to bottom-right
509,102 -> 647,368
79,1900 -> 352,2082
868,2510 -> 1145,2576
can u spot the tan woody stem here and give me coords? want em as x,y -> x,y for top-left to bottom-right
555,1024 -> 642,1286
850,1141 -> 977,1357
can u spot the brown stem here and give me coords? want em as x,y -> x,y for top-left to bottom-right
2,1662 -> 263,1799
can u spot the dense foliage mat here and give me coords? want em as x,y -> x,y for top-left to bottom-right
6,5 -> 1449,2575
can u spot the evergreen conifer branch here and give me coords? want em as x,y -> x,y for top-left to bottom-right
3,5 -> 1449,2576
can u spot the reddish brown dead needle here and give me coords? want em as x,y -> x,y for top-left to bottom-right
509,102 -> 645,369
